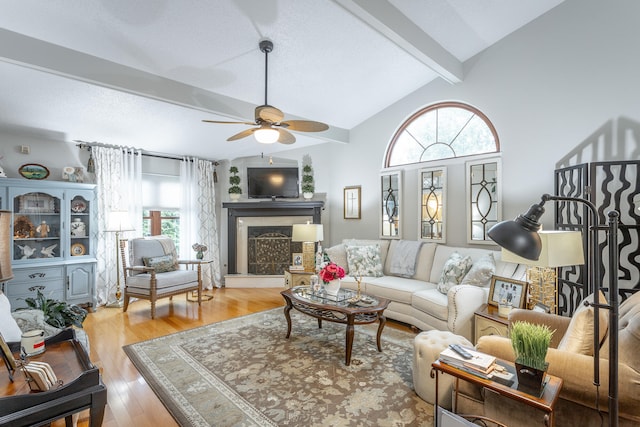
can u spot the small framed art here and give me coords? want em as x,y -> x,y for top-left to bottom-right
344,186 -> 361,219
488,276 -> 528,308
292,253 -> 303,268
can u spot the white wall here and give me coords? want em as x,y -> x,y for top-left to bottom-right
281,0 -> 640,248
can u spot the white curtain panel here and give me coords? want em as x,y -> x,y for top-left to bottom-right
180,158 -> 222,288
93,146 -> 143,305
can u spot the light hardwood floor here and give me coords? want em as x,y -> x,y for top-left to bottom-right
64,287 -> 414,427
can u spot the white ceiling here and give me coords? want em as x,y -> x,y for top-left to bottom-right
0,0 -> 564,161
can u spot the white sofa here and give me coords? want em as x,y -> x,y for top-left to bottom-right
324,239 -> 526,341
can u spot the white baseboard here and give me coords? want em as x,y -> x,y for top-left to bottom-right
224,274 -> 285,288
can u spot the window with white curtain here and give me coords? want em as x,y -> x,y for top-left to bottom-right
141,173 -> 181,250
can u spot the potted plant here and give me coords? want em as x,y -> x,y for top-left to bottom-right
229,166 -> 242,201
19,289 -> 88,329
301,164 -> 314,199
510,320 -> 554,393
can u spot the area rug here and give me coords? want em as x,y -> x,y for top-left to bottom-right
123,308 -> 433,426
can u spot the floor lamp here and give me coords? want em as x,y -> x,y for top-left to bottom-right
488,193 -> 620,427
291,222 -> 324,272
501,230 -> 585,313
106,211 -> 134,308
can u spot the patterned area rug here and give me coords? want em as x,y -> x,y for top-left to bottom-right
123,308 -> 433,426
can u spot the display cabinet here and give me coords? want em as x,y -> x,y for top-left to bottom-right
0,178 -> 98,309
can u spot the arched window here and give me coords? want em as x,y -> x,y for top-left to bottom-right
385,102 -> 499,167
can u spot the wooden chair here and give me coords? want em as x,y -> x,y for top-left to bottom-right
119,236 -> 202,318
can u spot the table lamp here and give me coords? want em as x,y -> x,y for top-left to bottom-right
292,222 -> 324,272
105,210 -> 134,307
501,230 -> 585,313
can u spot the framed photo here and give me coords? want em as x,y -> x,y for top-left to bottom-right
292,253 -> 303,267
344,186 -> 361,219
18,163 -> 50,180
488,275 -> 528,308
19,194 -> 56,213
0,332 -> 17,379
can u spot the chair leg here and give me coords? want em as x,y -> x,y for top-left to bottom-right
123,295 -> 130,312
150,301 -> 156,319
198,287 -> 202,306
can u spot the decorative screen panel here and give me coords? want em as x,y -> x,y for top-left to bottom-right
419,167 -> 446,242
466,159 -> 501,244
380,171 -> 402,238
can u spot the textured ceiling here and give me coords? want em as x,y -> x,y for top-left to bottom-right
0,0 -> 564,161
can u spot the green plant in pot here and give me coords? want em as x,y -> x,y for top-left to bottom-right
510,320 -> 554,393
301,164 -> 314,199
229,166 -> 242,200
19,289 -> 88,329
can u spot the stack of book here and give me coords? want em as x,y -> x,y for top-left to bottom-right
439,345 -> 497,378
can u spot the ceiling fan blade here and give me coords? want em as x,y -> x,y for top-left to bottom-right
227,128 -> 257,141
256,105 -> 284,123
202,119 -> 256,125
279,120 -> 329,132
276,128 -> 296,144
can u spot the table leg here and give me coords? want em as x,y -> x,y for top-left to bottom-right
283,299 -> 293,339
345,314 -> 355,365
317,318 -> 322,329
376,314 -> 386,352
433,368 -> 440,427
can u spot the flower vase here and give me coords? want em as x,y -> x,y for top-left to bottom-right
196,251 -> 204,260
325,279 -> 341,297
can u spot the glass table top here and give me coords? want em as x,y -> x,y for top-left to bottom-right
291,286 -> 379,308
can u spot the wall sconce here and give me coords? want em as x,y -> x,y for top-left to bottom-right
292,222 -> 324,272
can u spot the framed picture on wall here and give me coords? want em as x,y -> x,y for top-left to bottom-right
344,186 -> 361,219
488,276 -> 528,308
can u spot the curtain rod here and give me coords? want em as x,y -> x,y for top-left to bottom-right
74,140 -> 219,166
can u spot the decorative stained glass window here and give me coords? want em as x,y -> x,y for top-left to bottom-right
420,168 -> 446,242
466,159 -> 501,243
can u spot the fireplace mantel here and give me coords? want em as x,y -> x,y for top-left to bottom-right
223,200 -> 324,274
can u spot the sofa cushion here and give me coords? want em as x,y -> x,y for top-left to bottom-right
324,243 -> 349,273
412,243 -> 437,282
601,290 -> 640,371
557,291 -> 608,355
126,269 -> 199,293
143,254 -> 178,273
343,239 -> 390,266
366,276 -> 433,305
436,252 -> 472,294
460,253 -> 496,287
412,289 -> 449,321
0,291 -> 22,342
345,244 -> 384,277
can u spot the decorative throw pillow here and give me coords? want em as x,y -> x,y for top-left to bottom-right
437,252 -> 473,294
324,244 -> 349,273
557,291 -> 609,355
345,244 -> 383,277
0,291 -> 23,342
460,253 -> 496,287
143,254 -> 178,273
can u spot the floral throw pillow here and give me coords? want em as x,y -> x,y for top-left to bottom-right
345,244 -> 383,277
143,254 -> 178,273
437,252 -> 473,294
460,253 -> 496,287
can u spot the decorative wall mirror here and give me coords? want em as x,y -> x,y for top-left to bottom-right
466,158 -> 502,244
380,171 -> 402,238
419,167 -> 446,242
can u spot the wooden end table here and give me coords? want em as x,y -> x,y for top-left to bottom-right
281,286 -> 390,365
474,304 -> 509,343
431,359 -> 562,427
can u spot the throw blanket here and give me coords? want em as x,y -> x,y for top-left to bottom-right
153,236 -> 178,260
389,240 -> 423,277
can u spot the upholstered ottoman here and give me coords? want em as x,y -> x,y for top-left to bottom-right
413,330 -> 473,409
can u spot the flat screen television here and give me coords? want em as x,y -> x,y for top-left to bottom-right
247,167 -> 299,199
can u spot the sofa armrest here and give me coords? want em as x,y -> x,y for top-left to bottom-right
477,335 -> 640,416
508,309 -> 570,348
447,285 -> 490,341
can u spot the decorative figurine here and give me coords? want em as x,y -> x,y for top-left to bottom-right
41,244 -> 57,258
17,244 -> 36,259
36,220 -> 50,238
70,218 -> 86,237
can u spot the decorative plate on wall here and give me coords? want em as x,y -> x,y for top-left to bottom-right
19,164 -> 50,180
71,199 -> 87,213
70,243 -> 86,256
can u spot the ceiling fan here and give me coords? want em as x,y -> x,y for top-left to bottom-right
202,39 -> 329,145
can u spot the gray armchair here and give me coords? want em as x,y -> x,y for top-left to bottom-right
120,236 -> 202,318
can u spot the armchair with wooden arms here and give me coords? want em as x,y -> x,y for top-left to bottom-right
120,236 -> 202,318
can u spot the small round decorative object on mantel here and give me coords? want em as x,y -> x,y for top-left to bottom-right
303,192 -> 314,200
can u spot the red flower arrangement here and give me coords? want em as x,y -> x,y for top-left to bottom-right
319,262 -> 346,284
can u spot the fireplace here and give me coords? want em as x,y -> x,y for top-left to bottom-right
247,226 -> 303,275
223,201 -> 324,275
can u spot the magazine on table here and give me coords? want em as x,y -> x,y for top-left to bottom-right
439,345 -> 496,372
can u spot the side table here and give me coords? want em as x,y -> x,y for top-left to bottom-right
474,304 -> 509,343
284,269 -> 315,288
186,259 -> 214,301
431,359 -> 562,426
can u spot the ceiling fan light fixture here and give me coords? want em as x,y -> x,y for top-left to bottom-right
254,128 -> 279,144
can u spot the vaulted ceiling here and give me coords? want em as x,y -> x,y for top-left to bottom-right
0,0 -> 564,160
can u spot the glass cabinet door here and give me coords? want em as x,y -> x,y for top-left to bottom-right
69,193 -> 92,257
12,191 -> 63,262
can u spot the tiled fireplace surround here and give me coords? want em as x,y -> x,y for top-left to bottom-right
222,201 -> 324,286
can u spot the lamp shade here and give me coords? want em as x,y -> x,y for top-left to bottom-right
106,210 -> 134,232
501,230 -> 585,267
488,202 -> 546,260
254,127 -> 279,144
291,223 -> 324,242
0,211 -> 14,282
